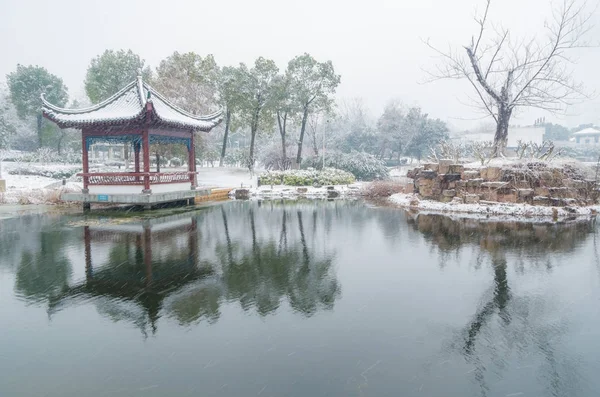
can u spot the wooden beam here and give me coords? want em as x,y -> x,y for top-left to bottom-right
83,128 -> 144,136
149,128 -> 193,139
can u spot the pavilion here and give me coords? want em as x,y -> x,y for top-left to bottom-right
42,76 -> 222,210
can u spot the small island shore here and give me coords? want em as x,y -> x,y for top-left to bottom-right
390,192 -> 599,220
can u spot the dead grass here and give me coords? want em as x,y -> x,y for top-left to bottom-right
362,180 -> 405,199
17,191 -> 32,205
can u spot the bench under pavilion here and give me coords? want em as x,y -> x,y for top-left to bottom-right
42,76 -> 222,210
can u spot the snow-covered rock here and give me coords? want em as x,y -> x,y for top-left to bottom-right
389,193 -> 599,220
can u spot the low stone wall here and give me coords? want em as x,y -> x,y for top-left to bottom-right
406,160 -> 599,207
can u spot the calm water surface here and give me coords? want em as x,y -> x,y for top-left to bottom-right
1,201 -> 600,397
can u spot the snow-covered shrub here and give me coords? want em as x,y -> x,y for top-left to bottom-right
8,165 -> 81,179
170,157 -> 182,167
560,145 -> 600,162
303,150 -> 389,181
260,144 -> 293,170
16,148 -> 81,164
259,168 -> 355,186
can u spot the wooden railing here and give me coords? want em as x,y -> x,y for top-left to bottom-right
79,172 -> 195,186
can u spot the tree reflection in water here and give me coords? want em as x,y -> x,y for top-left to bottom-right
15,231 -> 73,304
407,212 -> 594,397
8,202 -> 341,335
175,204 -> 341,321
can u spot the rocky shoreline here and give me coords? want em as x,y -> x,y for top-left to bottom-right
390,192 -> 599,220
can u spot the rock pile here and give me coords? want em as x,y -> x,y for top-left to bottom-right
406,160 -> 599,207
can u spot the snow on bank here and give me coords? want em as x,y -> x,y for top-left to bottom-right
390,193 -> 600,220
233,183 -> 365,199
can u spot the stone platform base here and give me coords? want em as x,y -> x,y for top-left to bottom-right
62,187 -> 233,211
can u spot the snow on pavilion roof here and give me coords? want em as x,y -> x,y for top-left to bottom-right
42,76 -> 223,132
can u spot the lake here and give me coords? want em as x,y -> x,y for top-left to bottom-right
1,200 -> 599,397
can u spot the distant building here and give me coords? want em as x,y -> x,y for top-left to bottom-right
451,126 -> 545,148
571,128 -> 600,145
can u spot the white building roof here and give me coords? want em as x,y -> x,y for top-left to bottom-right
42,76 -> 223,132
572,128 -> 600,136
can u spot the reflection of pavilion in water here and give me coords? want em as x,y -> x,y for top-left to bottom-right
49,214 -> 218,335
47,205 -> 342,335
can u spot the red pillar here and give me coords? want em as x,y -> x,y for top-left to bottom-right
82,132 -> 89,192
189,132 -> 196,189
142,129 -> 151,193
134,141 -> 140,182
134,144 -> 140,172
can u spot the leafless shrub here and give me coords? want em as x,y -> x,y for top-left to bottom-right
470,141 -> 495,165
429,140 -> 466,163
362,180 -> 405,199
17,191 -> 31,205
516,140 -> 564,161
43,189 -> 63,204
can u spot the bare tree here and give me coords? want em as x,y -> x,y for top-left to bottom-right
426,0 -> 595,156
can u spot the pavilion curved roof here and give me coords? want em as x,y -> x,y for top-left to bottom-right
42,76 -> 223,132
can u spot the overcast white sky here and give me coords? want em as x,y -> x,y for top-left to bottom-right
1,0 -> 599,130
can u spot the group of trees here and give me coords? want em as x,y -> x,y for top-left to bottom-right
0,50 -> 347,169
1,49 -> 448,170
149,51 -> 341,170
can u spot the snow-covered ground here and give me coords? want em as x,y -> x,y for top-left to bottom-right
196,167 -> 257,188
0,162 -> 259,205
235,183 -> 365,200
0,162 -> 82,204
390,193 -> 600,220
1,162 -> 66,190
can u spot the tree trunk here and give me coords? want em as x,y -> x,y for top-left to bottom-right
219,109 -> 231,167
311,127 -> 319,157
493,106 -> 512,157
277,111 -> 287,167
36,114 -> 43,148
295,105 -> 309,168
249,126 -> 257,170
249,107 -> 260,172
57,132 -> 64,155
156,153 -> 160,173
281,133 -> 287,164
